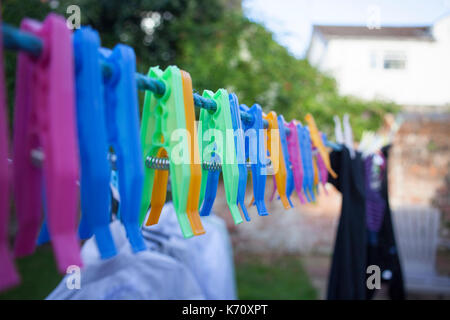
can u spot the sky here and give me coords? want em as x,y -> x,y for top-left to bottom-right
243,0 -> 450,58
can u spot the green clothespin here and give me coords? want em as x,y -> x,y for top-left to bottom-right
139,66 -> 193,238
198,89 -> 243,225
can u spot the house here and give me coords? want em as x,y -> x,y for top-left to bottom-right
306,14 -> 450,107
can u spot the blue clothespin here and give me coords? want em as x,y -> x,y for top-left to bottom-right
72,27 -> 117,259
297,124 -> 315,202
229,93 -> 249,221
199,152 -> 220,217
99,45 -> 146,253
322,132 -> 343,151
239,104 -> 268,216
277,115 -> 294,207
305,126 -> 316,201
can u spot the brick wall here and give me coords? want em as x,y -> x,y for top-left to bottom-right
389,108 -> 450,242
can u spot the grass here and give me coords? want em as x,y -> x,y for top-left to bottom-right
0,246 -> 317,300
235,254 -> 317,300
0,245 -> 63,300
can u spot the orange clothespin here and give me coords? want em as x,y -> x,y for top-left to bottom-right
263,111 -> 291,209
312,153 -> 319,197
146,146 -> 169,226
180,70 -> 205,235
304,113 -> 337,179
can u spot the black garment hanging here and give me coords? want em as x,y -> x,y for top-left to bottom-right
326,146 -> 405,300
366,145 -> 405,300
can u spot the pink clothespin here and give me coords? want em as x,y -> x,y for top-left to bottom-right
316,133 -> 329,195
286,121 -> 306,204
269,175 -> 277,202
0,10 -> 20,291
12,14 -> 82,273
316,151 -> 328,196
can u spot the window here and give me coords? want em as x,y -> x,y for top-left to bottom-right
383,51 -> 406,70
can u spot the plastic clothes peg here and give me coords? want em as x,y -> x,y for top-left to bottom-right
180,70 -> 205,235
312,153 -> 319,195
304,126 -> 316,202
239,104 -> 268,216
0,17 -> 20,290
262,111 -> 291,209
343,114 -> 355,158
305,113 -> 337,179
139,66 -> 194,238
100,45 -> 146,252
12,14 -> 82,272
333,115 -> 344,144
199,160 -> 220,217
198,89 -> 242,225
297,124 -> 315,202
145,146 -> 169,223
73,27 -> 117,259
286,121 -> 306,203
316,149 -> 329,195
276,115 -> 294,206
269,175 -> 277,202
229,93 -> 249,221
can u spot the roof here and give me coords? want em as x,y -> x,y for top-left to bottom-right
313,25 -> 434,40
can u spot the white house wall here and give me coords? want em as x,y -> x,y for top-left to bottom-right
308,16 -> 450,107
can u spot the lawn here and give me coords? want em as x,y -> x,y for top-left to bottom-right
235,254 -> 317,300
0,245 -> 63,300
0,247 -> 317,300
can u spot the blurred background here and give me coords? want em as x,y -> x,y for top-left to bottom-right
1,0 -> 449,299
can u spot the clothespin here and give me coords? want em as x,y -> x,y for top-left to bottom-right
72,27 -> 117,258
180,70 -> 205,234
99,45 -> 146,252
199,162 -> 220,217
297,123 -> 315,202
269,175 -> 277,202
270,115 -> 295,206
239,104 -> 269,216
305,113 -> 337,179
198,89 -> 242,225
286,121 -> 306,203
229,93 -> 249,221
0,14 -> 20,289
262,111 -> 291,209
316,151 -> 329,195
198,92 -> 248,221
333,115 -> 344,144
12,14 -> 82,272
312,152 -> 319,196
139,66 -> 197,238
343,114 -> 355,158
317,133 -> 330,195
278,115 -> 295,206
304,126 -> 316,202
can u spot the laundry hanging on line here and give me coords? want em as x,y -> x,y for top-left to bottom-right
1,13 -> 391,294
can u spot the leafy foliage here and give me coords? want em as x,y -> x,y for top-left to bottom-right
2,0 -> 398,139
